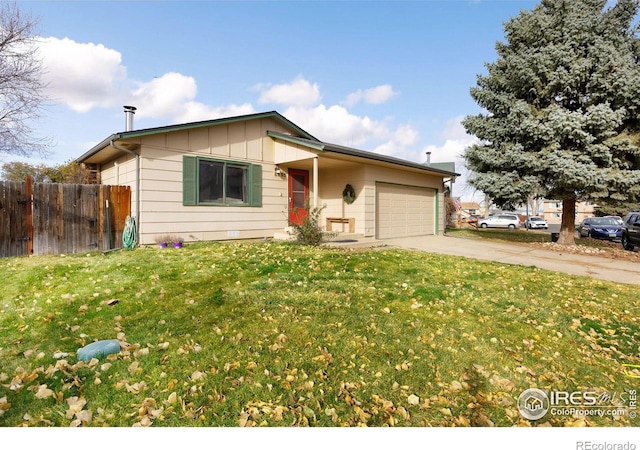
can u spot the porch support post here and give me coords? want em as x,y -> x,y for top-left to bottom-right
313,156 -> 318,208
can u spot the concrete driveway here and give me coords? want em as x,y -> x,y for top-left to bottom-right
383,235 -> 640,286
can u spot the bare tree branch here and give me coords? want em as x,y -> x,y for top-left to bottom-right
0,1 -> 49,156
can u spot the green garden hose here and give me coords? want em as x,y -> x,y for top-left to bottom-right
123,215 -> 137,249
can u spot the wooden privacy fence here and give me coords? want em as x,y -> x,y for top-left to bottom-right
0,177 -> 131,257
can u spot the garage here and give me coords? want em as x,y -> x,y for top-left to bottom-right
375,182 -> 436,239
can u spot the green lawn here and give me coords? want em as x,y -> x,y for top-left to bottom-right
446,226 -> 620,250
446,227 -> 552,243
1,241 -> 638,427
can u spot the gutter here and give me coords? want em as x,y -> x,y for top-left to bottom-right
110,139 -> 140,243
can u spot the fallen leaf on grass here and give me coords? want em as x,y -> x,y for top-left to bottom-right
125,381 -> 147,394
238,411 -> 253,427
128,361 -> 140,374
65,396 -> 87,419
565,417 -> 588,427
34,384 -> 54,399
190,371 -> 206,381
455,415 -> 470,426
490,375 -> 516,391
353,405 -> 371,422
133,348 -> 149,357
0,397 -> 10,416
165,392 -> 178,405
325,407 -> 339,423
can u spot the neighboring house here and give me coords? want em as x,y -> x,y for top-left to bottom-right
461,202 -> 481,216
543,200 -> 597,224
77,110 -> 458,245
458,202 -> 483,221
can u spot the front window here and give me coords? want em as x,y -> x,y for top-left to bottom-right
183,156 -> 261,207
225,165 -> 248,204
199,160 -> 224,203
198,159 -> 248,205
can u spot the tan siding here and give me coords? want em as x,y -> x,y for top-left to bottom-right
274,140 -> 317,163
211,125 -> 229,156
167,129 -> 189,151
190,127 -> 209,153
143,133 -> 166,148
132,141 -> 287,245
229,122 -> 246,159
246,120 -> 262,161
262,135 -> 275,162
363,185 -> 376,236
318,165 -> 366,234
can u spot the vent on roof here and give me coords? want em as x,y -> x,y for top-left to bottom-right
124,105 -> 137,131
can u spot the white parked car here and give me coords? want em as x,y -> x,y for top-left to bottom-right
524,216 -> 549,229
478,214 -> 521,230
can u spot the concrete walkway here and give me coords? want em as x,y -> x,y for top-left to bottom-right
383,235 -> 640,286
329,234 -> 640,286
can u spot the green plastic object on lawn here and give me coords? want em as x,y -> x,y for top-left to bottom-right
77,339 -> 121,362
123,215 -> 137,249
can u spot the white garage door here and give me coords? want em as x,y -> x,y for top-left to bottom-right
376,183 -> 435,239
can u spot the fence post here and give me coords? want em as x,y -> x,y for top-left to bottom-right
25,176 -> 33,255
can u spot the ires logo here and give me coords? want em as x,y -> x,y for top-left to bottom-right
518,388 -> 636,420
549,391 -> 598,406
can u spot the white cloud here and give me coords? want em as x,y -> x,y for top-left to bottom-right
421,116 -> 481,201
38,38 -> 254,125
174,102 -> 256,124
38,37 -> 127,112
344,85 -> 397,107
130,74 -> 256,123
255,76 -> 321,107
282,104 -> 392,147
393,124 -> 419,147
130,72 -> 198,118
372,125 -> 419,160
36,38 -> 435,174
422,116 -> 477,163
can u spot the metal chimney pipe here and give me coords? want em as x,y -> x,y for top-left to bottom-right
123,105 -> 137,131
426,151 -> 431,165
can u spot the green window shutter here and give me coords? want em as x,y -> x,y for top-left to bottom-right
183,156 -> 197,206
250,164 -> 262,207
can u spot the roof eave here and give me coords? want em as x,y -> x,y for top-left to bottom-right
323,143 -> 460,177
77,111 -> 321,164
118,111 -> 320,142
76,133 -> 121,163
267,131 -> 325,151
267,131 -> 459,177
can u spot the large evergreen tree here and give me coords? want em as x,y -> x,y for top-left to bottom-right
463,0 -> 640,245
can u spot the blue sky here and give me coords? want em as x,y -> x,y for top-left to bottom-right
13,0 -> 539,200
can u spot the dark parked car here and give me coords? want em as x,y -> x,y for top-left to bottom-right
577,217 -> 623,240
621,211 -> 640,251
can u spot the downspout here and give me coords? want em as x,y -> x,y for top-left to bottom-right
110,139 -> 140,243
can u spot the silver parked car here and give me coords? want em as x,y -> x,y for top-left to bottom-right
478,214 -> 521,230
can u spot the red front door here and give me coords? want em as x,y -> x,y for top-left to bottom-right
288,169 -> 309,225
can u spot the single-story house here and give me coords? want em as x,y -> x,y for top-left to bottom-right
77,110 -> 458,245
